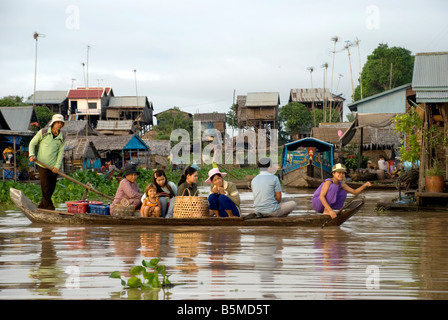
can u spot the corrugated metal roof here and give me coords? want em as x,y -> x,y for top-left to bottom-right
96,120 -> 133,130
193,113 -> 226,122
67,88 -> 105,99
245,92 -> 280,107
416,91 -> 448,102
289,88 -> 345,102
25,90 -> 68,104
412,52 -> 448,90
0,106 -> 35,131
108,96 -> 150,108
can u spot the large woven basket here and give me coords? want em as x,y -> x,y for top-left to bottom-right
173,189 -> 210,218
113,198 -> 136,217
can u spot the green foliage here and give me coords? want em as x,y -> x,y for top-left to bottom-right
354,43 -> 414,101
392,108 -> 422,167
425,159 -> 444,176
153,107 -> 193,140
34,105 -> 54,128
226,103 -> 238,129
110,258 -> 172,290
279,102 -> 312,134
0,96 -> 27,106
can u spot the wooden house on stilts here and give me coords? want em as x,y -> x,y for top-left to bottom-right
411,52 -> 448,205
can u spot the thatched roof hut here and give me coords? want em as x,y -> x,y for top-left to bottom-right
88,134 -> 149,166
64,137 -> 100,171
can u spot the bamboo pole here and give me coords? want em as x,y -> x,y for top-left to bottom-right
35,159 -> 114,201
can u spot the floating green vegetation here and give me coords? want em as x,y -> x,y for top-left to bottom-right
110,258 -> 173,290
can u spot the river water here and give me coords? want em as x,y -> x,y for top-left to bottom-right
1,187 -> 448,300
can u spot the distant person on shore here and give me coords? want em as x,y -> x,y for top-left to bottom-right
205,167 -> 240,217
251,157 -> 296,217
110,163 -> 142,216
312,163 -> 371,218
377,155 -> 390,180
28,114 -> 66,210
2,145 -> 13,163
177,166 -> 199,196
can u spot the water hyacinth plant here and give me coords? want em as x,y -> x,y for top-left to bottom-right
110,258 -> 172,290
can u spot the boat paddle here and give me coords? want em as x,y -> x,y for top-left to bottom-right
34,159 -> 114,201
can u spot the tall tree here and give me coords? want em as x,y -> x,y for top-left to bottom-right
354,43 -> 414,101
153,107 -> 193,140
279,102 -> 312,137
279,102 -> 341,139
226,103 -> 238,130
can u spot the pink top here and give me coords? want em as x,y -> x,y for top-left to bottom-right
110,178 -> 142,215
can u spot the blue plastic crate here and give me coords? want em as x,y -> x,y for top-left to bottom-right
88,204 -> 110,215
3,169 -> 13,179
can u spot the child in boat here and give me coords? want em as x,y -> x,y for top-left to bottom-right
312,163 -> 371,218
205,167 -> 240,217
141,184 -> 161,218
141,170 -> 177,218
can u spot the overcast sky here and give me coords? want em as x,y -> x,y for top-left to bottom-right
1,0 -> 447,119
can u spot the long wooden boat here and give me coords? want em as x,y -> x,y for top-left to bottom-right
281,138 -> 334,188
10,188 -> 364,227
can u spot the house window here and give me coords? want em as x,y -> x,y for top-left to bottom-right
88,102 -> 97,109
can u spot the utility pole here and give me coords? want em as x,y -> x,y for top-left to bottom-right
354,38 -> 363,99
86,45 -> 90,87
329,36 -> 339,123
345,41 -> 355,102
307,67 -> 315,127
33,32 -> 45,107
321,63 -> 328,122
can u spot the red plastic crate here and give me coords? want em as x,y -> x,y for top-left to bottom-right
66,201 -> 104,213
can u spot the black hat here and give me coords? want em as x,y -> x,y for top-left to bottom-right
124,164 -> 139,176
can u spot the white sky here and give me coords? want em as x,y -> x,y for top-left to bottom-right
1,0 -> 447,120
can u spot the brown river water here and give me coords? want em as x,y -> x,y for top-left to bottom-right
1,187 -> 448,300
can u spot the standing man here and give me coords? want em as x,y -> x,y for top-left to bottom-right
251,157 -> 296,217
29,114 -> 65,210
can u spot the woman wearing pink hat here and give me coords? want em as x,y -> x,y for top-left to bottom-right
205,167 -> 240,217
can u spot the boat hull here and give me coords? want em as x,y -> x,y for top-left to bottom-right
10,188 -> 364,228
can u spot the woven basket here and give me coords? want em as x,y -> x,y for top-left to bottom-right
173,189 -> 210,218
113,198 -> 136,217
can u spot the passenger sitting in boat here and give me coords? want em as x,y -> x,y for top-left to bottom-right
141,184 -> 161,218
177,166 -> 198,196
251,157 -> 296,217
312,163 -> 371,218
110,164 -> 143,216
205,167 -> 240,217
143,169 -> 177,218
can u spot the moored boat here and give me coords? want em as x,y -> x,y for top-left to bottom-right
281,137 -> 334,188
10,188 -> 364,227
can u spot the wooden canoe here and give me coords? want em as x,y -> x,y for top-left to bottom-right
10,188 -> 364,228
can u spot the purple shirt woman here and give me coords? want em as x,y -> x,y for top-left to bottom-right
312,163 -> 371,219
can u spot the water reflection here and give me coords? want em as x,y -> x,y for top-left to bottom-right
1,190 -> 448,299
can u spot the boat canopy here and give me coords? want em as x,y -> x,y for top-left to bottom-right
281,137 -> 334,174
